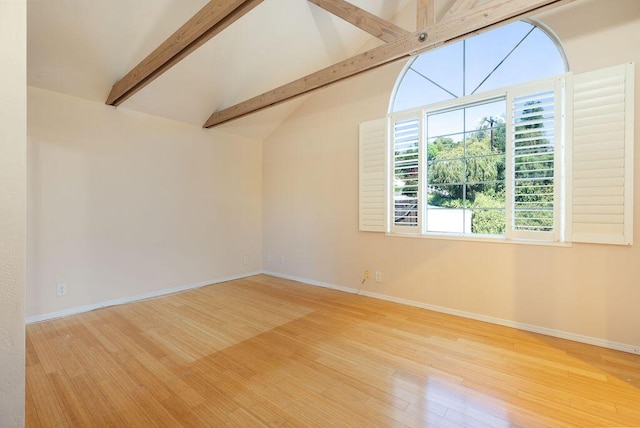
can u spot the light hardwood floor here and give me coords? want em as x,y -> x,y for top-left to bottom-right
26,274 -> 640,427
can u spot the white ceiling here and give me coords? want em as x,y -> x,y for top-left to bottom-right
28,0 -> 412,140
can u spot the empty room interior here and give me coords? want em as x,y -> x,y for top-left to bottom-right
3,0 -> 640,426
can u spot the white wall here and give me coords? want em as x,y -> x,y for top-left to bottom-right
262,0 -> 640,350
27,88 -> 262,318
0,1 -> 26,426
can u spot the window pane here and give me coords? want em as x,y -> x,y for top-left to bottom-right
464,99 -> 506,127
473,28 -> 565,94
428,159 -> 465,185
464,100 -> 506,154
426,205 -> 472,233
465,154 -> 506,186
410,42 -> 464,98
426,186 -> 470,233
469,183 -> 506,208
464,22 -> 534,94
428,109 -> 464,138
468,183 -> 506,235
472,208 -> 505,235
393,70 -> 455,112
427,136 -> 464,160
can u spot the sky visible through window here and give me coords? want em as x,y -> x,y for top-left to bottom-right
391,21 -> 566,116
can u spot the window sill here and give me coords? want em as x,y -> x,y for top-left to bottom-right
385,231 -> 572,248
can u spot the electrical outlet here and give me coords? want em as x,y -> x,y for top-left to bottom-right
56,283 -> 67,297
242,255 -> 249,265
280,256 -> 285,264
266,255 -> 271,262
375,272 -> 382,282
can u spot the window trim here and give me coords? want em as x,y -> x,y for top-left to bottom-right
384,229 -> 573,247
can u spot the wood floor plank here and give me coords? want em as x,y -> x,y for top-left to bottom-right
47,372 -> 95,427
69,374 -> 125,427
28,324 -> 64,375
158,395 -> 215,427
25,363 -> 71,427
24,382 -> 42,428
26,274 -> 640,427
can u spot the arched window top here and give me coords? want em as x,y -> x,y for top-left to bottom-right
390,21 -> 567,113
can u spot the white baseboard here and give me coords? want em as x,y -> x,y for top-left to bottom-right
262,271 -> 640,355
26,271 -> 262,324
28,270 -> 640,355
263,271 -> 359,294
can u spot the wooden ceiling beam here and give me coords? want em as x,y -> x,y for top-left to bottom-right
106,0 -> 263,107
307,0 -> 409,43
204,0 -> 574,128
417,0 -> 436,29
446,0 -> 480,16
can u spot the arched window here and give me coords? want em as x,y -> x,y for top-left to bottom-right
391,21 -> 567,113
388,21 -> 569,238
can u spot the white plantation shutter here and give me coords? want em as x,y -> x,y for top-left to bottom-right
359,118 -> 387,232
507,79 -> 563,241
391,112 -> 422,234
358,64 -> 634,245
571,63 -> 634,245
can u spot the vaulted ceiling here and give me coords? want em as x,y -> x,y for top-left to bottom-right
28,0 -> 415,139
28,0 -> 580,140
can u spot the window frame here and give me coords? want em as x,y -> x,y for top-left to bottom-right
423,95 -> 507,237
388,75 -> 568,243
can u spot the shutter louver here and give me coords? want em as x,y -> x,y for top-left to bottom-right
359,118 -> 387,232
507,80 -> 562,241
391,114 -> 421,233
571,63 -> 634,245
